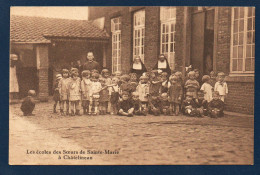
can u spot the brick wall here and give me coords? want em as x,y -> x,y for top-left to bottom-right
216,7 -> 231,74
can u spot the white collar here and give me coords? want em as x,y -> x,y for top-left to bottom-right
133,62 -> 142,70
158,60 -> 167,69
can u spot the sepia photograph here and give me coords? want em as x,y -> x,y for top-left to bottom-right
9,6 -> 254,165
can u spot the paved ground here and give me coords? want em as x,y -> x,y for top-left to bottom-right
9,102 -> 254,165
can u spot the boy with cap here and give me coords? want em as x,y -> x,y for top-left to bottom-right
21,90 -> 36,116
53,74 -> 62,113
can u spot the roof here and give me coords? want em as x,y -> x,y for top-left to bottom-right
10,15 -> 109,43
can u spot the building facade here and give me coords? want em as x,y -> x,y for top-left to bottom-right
89,6 -> 255,114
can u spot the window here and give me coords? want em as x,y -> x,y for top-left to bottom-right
231,7 -> 255,73
133,10 -> 145,62
111,17 -> 121,73
160,7 -> 176,70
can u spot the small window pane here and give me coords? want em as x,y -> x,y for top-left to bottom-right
252,58 -> 255,71
166,34 -> 168,42
233,34 -> 238,45
170,43 -> 173,52
247,32 -> 252,44
239,19 -> 244,32
248,18 -> 252,30
166,24 -> 169,33
239,33 -> 244,45
232,59 -> 237,71
240,7 -> 244,18
248,7 -> 252,17
237,59 -> 243,71
238,46 -> 243,58
246,45 -> 252,57
234,8 -> 239,19
252,46 -> 255,57
233,47 -> 238,58
253,31 -> 255,43
171,33 -> 173,42
234,20 -> 238,33
253,17 -> 255,30
166,44 -> 168,52
245,58 -> 251,71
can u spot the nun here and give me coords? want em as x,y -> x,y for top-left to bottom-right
130,56 -> 147,79
153,54 -> 171,76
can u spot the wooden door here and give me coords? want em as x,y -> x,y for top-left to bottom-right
191,12 -> 205,74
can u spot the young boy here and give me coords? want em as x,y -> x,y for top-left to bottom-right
53,74 -> 62,113
168,75 -> 183,116
208,91 -> 225,118
214,72 -> 228,102
59,69 -> 70,115
200,75 -> 213,102
118,91 -> 134,117
99,78 -> 110,115
21,90 -> 36,116
89,73 -> 102,115
81,70 -> 91,115
195,90 -> 208,117
131,92 -> 145,115
148,93 -> 161,116
68,69 -> 81,116
184,71 -> 200,99
160,93 -> 171,115
182,95 -> 197,116
136,75 -> 150,110
109,77 -> 120,115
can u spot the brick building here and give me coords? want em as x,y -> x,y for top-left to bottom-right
10,15 -> 109,101
88,6 -> 255,114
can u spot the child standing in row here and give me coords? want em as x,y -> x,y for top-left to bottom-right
89,73 -> 102,115
53,74 -> 62,113
214,72 -> 228,102
81,70 -> 91,115
59,69 -> 70,115
168,75 -> 183,116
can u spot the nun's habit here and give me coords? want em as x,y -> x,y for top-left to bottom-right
153,58 -> 171,75
130,59 -> 147,78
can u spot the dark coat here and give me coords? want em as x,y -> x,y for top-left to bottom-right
83,60 -> 101,72
21,96 -> 35,115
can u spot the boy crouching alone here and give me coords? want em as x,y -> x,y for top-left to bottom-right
208,91 -> 225,118
21,90 -> 36,116
118,91 -> 134,117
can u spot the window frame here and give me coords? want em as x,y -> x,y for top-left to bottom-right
160,6 -> 176,70
111,17 -> 122,73
133,10 -> 145,63
230,7 -> 255,74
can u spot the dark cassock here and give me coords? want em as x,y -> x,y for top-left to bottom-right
130,56 -> 147,78
153,54 -> 171,76
83,60 -> 101,73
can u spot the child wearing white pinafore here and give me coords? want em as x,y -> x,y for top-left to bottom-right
200,75 -> 213,102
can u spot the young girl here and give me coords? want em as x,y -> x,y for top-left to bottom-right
200,75 -> 213,102
99,78 -> 110,115
59,69 -> 70,115
182,95 -> 197,116
53,74 -> 62,113
81,70 -> 91,115
68,69 -> 81,116
168,75 -> 183,116
149,70 -> 161,97
214,72 -> 228,102
136,75 -> 150,111
109,77 -> 120,115
209,71 -> 217,88
160,72 -> 170,93
101,69 -> 112,113
89,73 -> 102,115
184,71 -> 200,99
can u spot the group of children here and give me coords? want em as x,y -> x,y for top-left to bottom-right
48,66 -> 228,118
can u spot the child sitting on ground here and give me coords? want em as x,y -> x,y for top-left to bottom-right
214,72 -> 228,102
195,90 -> 208,117
200,75 -> 213,103
208,91 -> 225,118
81,70 -> 92,115
131,92 -> 147,115
148,93 -> 161,116
118,91 -> 134,117
21,90 -> 36,116
182,95 -> 197,116
53,74 -> 62,113
160,93 -> 171,115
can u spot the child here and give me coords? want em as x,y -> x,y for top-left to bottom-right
175,71 -> 183,86
131,92 -> 147,115
68,69 -> 81,116
160,93 -> 171,115
184,71 -> 200,99
89,73 -> 102,115
149,70 -> 161,96
120,74 -> 131,94
136,75 -> 150,111
118,91 -> 134,117
168,75 -> 183,116
148,93 -> 161,116
101,69 -> 112,113
109,77 -> 120,115
59,69 -> 70,115
200,75 -> 213,102
160,72 -> 170,93
81,70 -> 91,115
209,71 -> 217,88
208,91 -> 225,118
21,90 -> 36,116
193,69 -> 201,85
99,78 -> 110,115
182,95 -> 197,116
214,72 -> 228,102
195,90 -> 208,117
129,73 -> 138,83
53,74 -> 62,113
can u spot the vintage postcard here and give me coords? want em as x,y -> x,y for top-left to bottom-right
9,6 -> 254,165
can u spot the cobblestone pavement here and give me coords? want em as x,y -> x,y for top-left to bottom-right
9,102 -> 254,165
